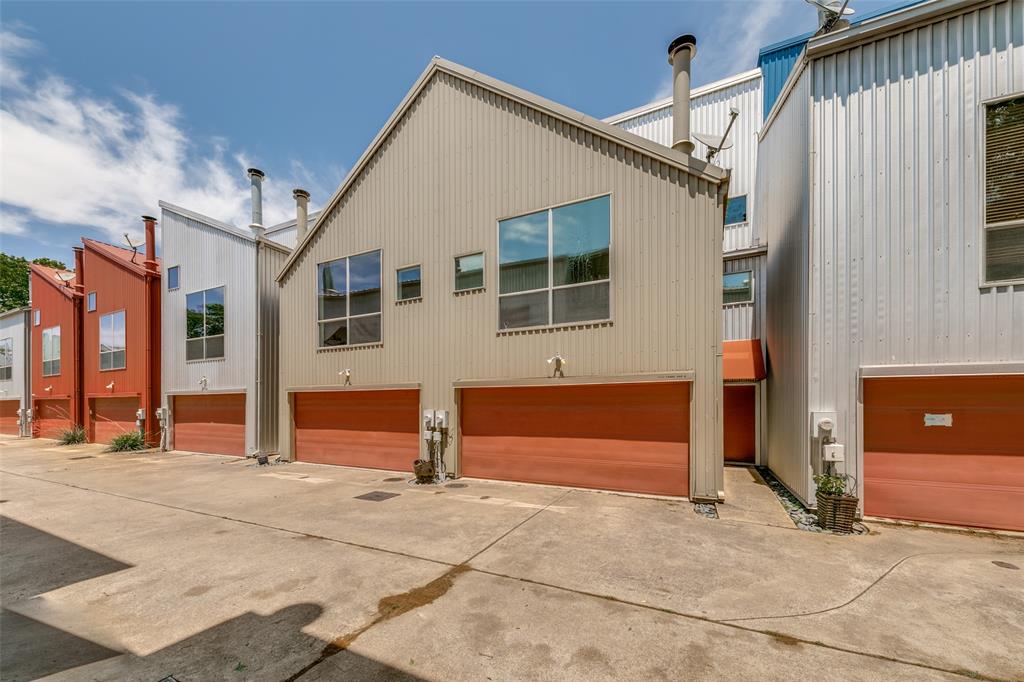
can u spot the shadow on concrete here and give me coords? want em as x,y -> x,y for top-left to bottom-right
0,516 -> 420,681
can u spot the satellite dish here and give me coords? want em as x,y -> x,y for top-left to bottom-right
54,272 -> 75,287
804,0 -> 854,15
805,0 -> 854,33
693,132 -> 734,153
122,233 -> 141,263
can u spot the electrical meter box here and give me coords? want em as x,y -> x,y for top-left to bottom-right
823,444 -> 845,462
423,409 -> 436,431
434,410 -> 449,430
135,408 -> 146,421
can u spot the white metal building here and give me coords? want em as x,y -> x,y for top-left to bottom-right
757,0 -> 1024,531
159,183 -> 311,457
607,68 -> 768,465
0,307 -> 31,437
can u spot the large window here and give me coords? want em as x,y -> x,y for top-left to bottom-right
99,310 -> 126,370
186,286 -> 225,360
42,326 -> 60,376
317,250 -> 382,347
0,338 -> 12,381
725,195 -> 748,225
724,271 -> 753,304
455,252 -> 484,291
396,265 -> 421,301
984,95 -> 1024,284
498,195 -> 610,329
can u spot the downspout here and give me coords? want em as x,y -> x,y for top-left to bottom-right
22,308 -> 32,437
142,216 -> 158,446
72,247 -> 85,431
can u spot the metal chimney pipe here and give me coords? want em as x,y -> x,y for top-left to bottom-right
72,246 -> 85,292
667,34 -> 698,156
247,167 -> 265,236
293,188 -> 310,242
141,215 -> 158,272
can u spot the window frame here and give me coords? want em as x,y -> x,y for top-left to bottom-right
496,193 -> 613,332
167,266 -> 180,291
33,310 -> 40,326
980,91 -> 1024,287
395,263 -> 423,302
0,337 -> 12,382
86,291 -> 97,312
99,309 -> 127,371
42,326 -> 61,377
723,270 -> 755,306
185,286 -> 226,362
453,251 -> 486,293
724,194 -> 749,226
315,248 -> 383,349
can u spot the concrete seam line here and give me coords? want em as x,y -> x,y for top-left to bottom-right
468,567 -> 1009,682
464,489 -> 574,564
0,469 -> 455,570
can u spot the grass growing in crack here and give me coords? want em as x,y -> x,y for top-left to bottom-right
108,432 -> 146,452
56,425 -> 87,445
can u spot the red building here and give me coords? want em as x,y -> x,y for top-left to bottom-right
29,264 -> 83,438
80,218 -> 162,445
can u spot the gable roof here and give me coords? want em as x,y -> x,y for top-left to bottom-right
82,238 -> 161,276
30,263 -> 79,299
277,56 -> 727,282
159,201 -> 255,242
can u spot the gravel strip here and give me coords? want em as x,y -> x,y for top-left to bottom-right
756,467 -> 866,535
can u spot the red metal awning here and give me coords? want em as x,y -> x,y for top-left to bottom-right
723,339 -> 766,381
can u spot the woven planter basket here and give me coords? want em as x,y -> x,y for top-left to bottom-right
816,491 -> 859,533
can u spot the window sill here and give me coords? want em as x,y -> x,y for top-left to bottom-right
317,342 -> 384,352
396,297 -> 422,306
980,279 -> 1024,289
723,300 -> 754,307
99,367 -> 127,372
497,319 -> 613,336
186,357 -> 226,364
454,287 -> 485,296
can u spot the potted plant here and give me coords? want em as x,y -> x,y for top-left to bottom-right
813,472 -> 858,533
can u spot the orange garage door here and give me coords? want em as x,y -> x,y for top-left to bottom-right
460,382 -> 690,496
864,375 -> 1024,532
293,390 -> 420,471
724,385 -> 755,464
174,393 -> 246,456
34,399 -> 72,439
0,400 -> 20,435
90,397 -> 139,444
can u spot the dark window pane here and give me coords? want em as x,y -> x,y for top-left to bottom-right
499,291 -> 549,329
985,96 -> 1024,225
349,251 -> 382,315
499,210 -> 548,294
205,336 -> 224,359
553,282 -> 610,324
186,338 -> 205,361
100,352 -> 111,371
318,259 -> 348,320
986,225 -> 1024,282
553,196 -> 610,286
455,253 -> 484,290
0,368 -> 10,381
111,350 -> 126,369
724,271 -> 753,304
205,287 -> 225,336
186,292 -> 205,338
319,319 -> 348,347
349,314 -> 381,345
397,266 -> 421,300
725,195 -> 748,225
87,292 -> 96,311
168,266 -> 179,290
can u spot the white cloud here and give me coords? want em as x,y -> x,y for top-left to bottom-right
0,27 -> 334,249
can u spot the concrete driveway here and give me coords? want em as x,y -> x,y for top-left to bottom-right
1,437 -> 1021,681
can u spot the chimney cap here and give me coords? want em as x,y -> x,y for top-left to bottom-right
293,188 -> 311,200
668,34 -> 698,62
141,215 -> 157,222
247,168 -> 265,180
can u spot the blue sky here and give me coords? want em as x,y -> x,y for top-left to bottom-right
0,1 -> 894,268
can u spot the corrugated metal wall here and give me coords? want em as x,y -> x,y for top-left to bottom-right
758,66 -> 813,502
724,254 -> 766,341
758,40 -> 810,121
0,309 -> 30,431
278,68 -> 726,499
808,0 -> 1024,499
160,208 -> 259,454
257,241 -> 288,454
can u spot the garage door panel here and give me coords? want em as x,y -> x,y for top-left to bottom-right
723,385 -> 755,463
91,397 -> 139,444
34,399 -> 72,439
174,393 -> 246,456
461,382 -> 689,497
294,390 -> 419,472
0,400 -> 19,435
864,376 -> 1024,532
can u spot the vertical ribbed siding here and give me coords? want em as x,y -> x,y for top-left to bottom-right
278,70 -> 725,499
0,309 -> 30,433
759,41 -> 810,120
160,209 -> 259,454
724,254 -> 767,342
758,67 -> 813,502
257,242 -> 288,453
808,0 -> 1024,500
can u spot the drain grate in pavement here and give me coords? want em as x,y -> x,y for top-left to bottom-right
68,455 -> 95,460
382,477 -> 405,482
355,491 -> 400,502
992,561 -> 1019,570
445,483 -> 467,489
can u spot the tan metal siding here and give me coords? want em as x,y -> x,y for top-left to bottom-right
278,71 -> 725,499
808,0 -> 1024,500
724,254 -> 767,342
758,67 -> 813,502
257,243 -> 288,453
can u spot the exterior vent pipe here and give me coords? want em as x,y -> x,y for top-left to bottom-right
72,246 -> 85,293
247,168 -> 265,237
667,34 -> 697,156
142,215 -> 158,272
293,188 -> 310,242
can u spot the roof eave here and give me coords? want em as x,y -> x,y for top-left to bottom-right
158,200 -> 255,242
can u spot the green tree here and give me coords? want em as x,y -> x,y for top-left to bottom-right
0,253 -> 70,311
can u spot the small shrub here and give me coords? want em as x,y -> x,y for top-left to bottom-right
814,472 -> 852,497
108,431 -> 146,452
57,425 -> 87,445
